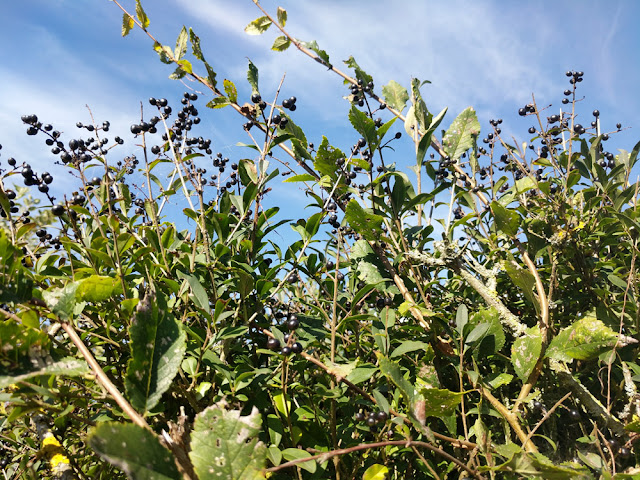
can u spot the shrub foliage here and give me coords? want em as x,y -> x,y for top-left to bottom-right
1,2 -> 640,479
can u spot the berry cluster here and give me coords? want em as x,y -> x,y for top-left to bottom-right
266,312 -> 303,356
354,410 -> 388,427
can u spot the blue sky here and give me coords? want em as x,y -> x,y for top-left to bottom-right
1,0 -> 639,239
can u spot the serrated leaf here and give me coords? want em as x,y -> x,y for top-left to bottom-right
205,62 -> 218,89
300,40 -> 331,67
271,36 -> 291,52
363,464 -> 389,480
245,16 -> 272,35
276,7 -> 287,26
247,60 -> 259,95
223,79 -> 238,104
125,285 -> 186,413
89,423 -> 179,480
344,56 -> 372,87
122,13 -> 135,37
491,201 -> 520,237
511,326 -> 542,381
382,80 -> 408,112
42,282 -> 79,321
546,316 -> 625,362
135,0 -> 149,29
0,358 -> 88,389
189,28 -> 204,61
442,106 -> 480,161
189,401 -> 266,479
314,136 -> 344,180
174,26 -> 188,60
345,200 -> 384,242
416,107 -> 447,167
153,42 -> 174,64
76,275 -> 121,303
348,106 -> 377,149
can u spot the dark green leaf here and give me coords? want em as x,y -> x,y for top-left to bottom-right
300,40 -> 331,67
348,106 -> 377,151
0,358 -> 88,389
89,423 -> 180,480
377,353 -> 414,404
344,56 -> 372,87
125,285 -> 186,413
247,60 -> 259,94
491,201 -> 520,237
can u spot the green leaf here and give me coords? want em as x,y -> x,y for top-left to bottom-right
382,80 -> 408,112
135,0 -> 149,29
344,199 -> 384,243
177,272 -> 209,311
485,372 -> 513,389
122,13 -> 135,37
377,353 -> 414,404
418,388 -> 464,418
314,136 -> 344,180
345,365 -> 378,384
247,60 -> 259,95
348,105 -> 377,150
491,201 -> 520,237
174,26 -> 188,60
511,326 -> 542,381
223,79 -> 238,104
189,28 -> 204,61
363,464 -> 389,480
153,42 -> 174,64
504,259 -> 539,312
88,423 -> 180,480
442,106 -> 480,161
207,97 -> 230,109
546,316 -> 623,362
344,56 -> 372,87
281,448 -> 316,474
76,275 -> 121,303
390,340 -> 429,358
271,36 -> 291,52
276,7 -> 287,26
416,107 -> 447,167
456,304 -> 468,336
467,308 -> 505,356
300,40 -> 331,67
244,16 -> 272,35
284,174 -> 316,183
125,285 -> 187,413
189,401 -> 266,479
42,282 -> 79,321
0,358 -> 88,389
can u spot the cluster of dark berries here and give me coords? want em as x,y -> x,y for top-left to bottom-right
349,78 -> 374,107
453,206 -> 465,220
355,410 -> 388,426
518,103 -> 536,117
266,313 -> 303,356
281,96 -> 297,111
375,296 -> 392,309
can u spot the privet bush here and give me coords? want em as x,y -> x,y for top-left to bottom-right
1,1 -> 639,479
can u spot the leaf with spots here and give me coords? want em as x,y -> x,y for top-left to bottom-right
416,387 -> 464,418
125,284 -> 186,414
189,401 -> 266,480
88,422 -> 180,480
344,199 -> 384,243
546,316 -> 635,362
442,106 -> 480,161
511,326 -> 542,381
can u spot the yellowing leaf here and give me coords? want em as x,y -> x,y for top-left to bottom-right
363,463 -> 388,480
